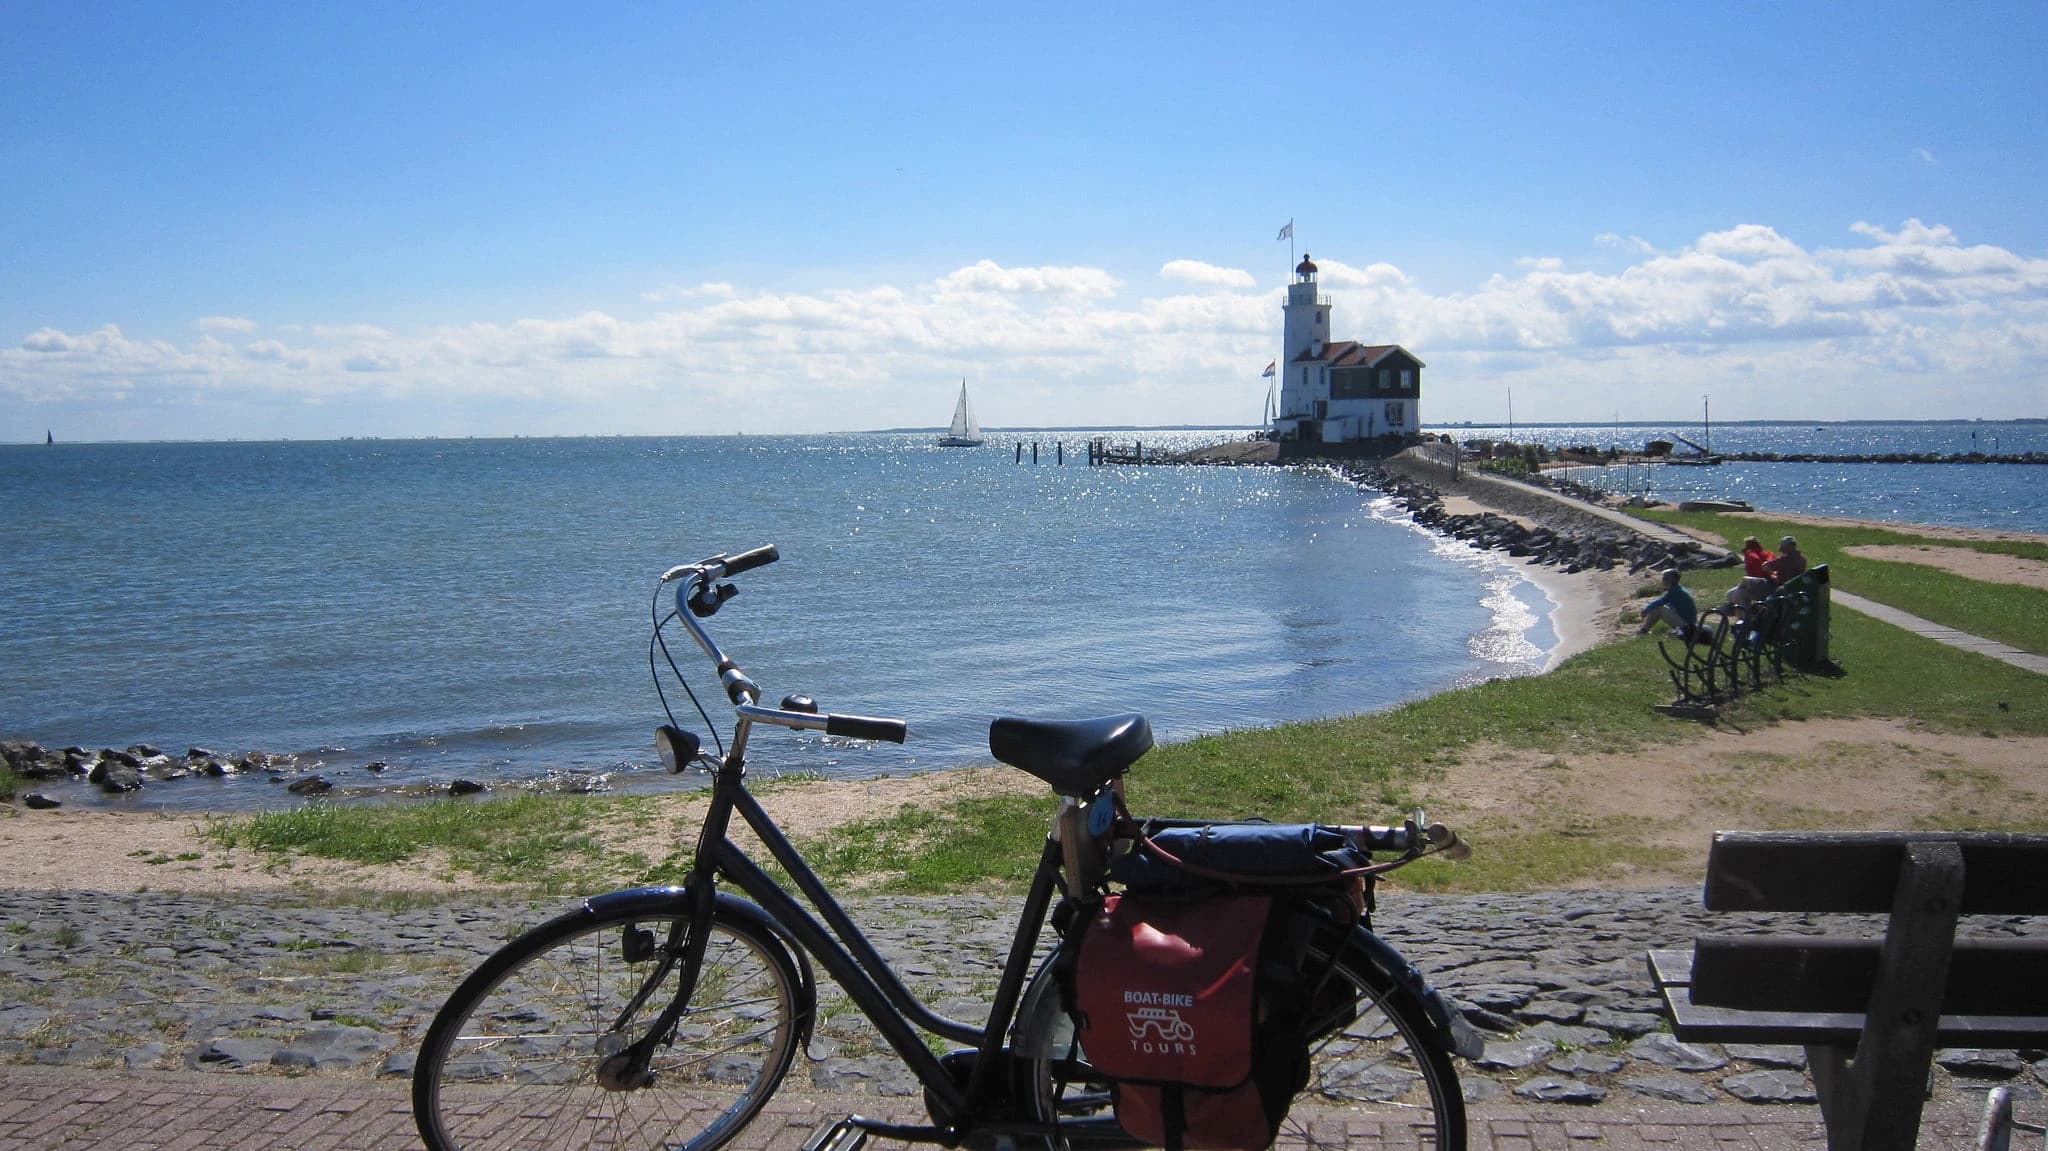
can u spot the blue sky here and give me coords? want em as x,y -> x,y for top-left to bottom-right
4,1 -> 2044,440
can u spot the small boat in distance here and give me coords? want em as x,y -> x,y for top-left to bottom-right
937,380 -> 984,447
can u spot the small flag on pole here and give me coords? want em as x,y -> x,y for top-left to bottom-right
1261,361 -> 1276,378
1275,220 -> 1293,242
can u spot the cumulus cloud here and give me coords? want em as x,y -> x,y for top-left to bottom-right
1160,259 -> 1255,289
935,259 -> 1122,298
4,230 -> 2044,435
197,315 -> 257,333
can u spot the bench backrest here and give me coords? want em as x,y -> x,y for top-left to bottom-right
1704,830 -> 2048,915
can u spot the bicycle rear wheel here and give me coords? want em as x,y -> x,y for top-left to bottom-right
1014,925 -> 1466,1150
414,898 -> 803,1151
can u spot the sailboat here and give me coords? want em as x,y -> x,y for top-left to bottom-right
937,380 -> 984,447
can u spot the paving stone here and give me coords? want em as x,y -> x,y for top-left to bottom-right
1513,1076 -> 1607,1104
1622,1074 -> 1719,1104
1548,1051 -> 1626,1076
1629,1032 -> 1728,1072
1937,1048 -> 2027,1078
1721,1069 -> 1817,1104
1474,1038 -> 1557,1070
1724,1043 -> 1805,1068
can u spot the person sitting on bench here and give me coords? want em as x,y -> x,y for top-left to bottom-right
1638,568 -> 1698,640
1763,535 -> 1807,583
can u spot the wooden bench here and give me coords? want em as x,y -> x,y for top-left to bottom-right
1648,831 -> 2048,1151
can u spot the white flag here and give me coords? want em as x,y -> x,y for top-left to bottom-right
1276,221 -> 1293,241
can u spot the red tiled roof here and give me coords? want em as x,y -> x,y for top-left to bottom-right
1291,341 -> 1420,366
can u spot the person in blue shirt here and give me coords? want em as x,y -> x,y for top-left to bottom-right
1636,568 -> 1698,640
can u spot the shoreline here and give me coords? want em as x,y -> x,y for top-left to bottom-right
8,459 -> 2045,896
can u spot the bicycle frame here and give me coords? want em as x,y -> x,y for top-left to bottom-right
671,761 -> 1066,1139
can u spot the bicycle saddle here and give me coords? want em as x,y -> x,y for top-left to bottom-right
988,713 -> 1153,797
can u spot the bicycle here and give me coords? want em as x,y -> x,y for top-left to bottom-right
412,545 -> 1482,1151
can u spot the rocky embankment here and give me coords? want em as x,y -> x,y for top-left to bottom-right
0,739 -> 495,810
1340,456 -> 1738,578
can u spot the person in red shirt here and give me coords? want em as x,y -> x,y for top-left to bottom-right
1727,536 -> 1777,615
1741,536 -> 1774,578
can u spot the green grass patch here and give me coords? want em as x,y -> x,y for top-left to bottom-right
1638,509 -> 2048,653
799,793 -> 1051,893
201,794 -> 655,891
1399,825 -> 1688,893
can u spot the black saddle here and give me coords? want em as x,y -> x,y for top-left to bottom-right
988,713 -> 1153,797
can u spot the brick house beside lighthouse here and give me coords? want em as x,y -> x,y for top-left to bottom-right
1272,254 -> 1423,451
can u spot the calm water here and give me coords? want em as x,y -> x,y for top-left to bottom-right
1438,421 -> 2048,533
1,433 -> 1548,810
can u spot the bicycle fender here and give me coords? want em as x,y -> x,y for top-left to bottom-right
582,886 -> 819,1049
1348,928 -> 1486,1061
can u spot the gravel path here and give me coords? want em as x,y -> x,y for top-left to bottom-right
4,886 -> 2043,1110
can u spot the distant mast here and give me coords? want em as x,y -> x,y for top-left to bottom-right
46,430 -> 53,445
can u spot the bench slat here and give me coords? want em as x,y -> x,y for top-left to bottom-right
1648,949 -> 2048,1048
1690,936 -> 2048,1016
1703,831 -> 2048,913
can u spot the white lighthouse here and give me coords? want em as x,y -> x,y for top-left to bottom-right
1271,252 -> 1424,451
1278,254 -> 1331,425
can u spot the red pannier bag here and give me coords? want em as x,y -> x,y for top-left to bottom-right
1067,892 -> 1307,1151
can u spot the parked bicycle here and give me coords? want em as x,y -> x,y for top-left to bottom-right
412,545 -> 1482,1151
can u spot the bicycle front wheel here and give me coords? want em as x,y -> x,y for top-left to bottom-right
414,897 -> 804,1151
1015,924 -> 1466,1150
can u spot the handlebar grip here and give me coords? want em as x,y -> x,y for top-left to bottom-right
826,713 -> 908,744
721,545 -> 779,577
1424,822 -> 1473,862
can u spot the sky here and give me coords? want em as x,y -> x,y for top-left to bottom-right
3,1 -> 2045,442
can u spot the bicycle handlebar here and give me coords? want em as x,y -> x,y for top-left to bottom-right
1344,816 -> 1471,861
661,545 -> 910,748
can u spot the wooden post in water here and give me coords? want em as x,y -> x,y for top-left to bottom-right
1057,442 -> 1064,465
1015,442 -> 1023,464
1032,442 -> 1039,464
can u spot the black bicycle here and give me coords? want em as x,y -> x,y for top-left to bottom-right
412,545 -> 1480,1151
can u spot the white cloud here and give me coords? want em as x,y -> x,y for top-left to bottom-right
1160,259 -> 1255,289
197,315 -> 258,333
5,227 -> 2045,436
935,259 -> 1122,298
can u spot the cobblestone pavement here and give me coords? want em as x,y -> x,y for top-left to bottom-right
3,886 -> 2043,1146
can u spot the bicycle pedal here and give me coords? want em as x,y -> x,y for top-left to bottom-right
802,1117 -> 870,1151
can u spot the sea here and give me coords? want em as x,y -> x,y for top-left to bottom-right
1450,420 -> 2048,533
2,421 -> 2040,812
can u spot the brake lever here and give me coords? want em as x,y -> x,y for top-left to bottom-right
687,582 -> 738,618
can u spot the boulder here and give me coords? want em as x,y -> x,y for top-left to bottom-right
89,758 -> 144,793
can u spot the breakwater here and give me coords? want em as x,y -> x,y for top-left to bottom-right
1338,456 -> 1736,577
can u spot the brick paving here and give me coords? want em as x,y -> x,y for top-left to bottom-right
0,1064 -> 2024,1150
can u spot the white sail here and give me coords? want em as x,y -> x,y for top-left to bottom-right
938,380 -> 983,446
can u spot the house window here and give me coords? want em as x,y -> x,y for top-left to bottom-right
1385,401 -> 1405,427
1314,400 -> 1328,419
1378,368 -> 1390,392
1400,369 -> 1412,390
